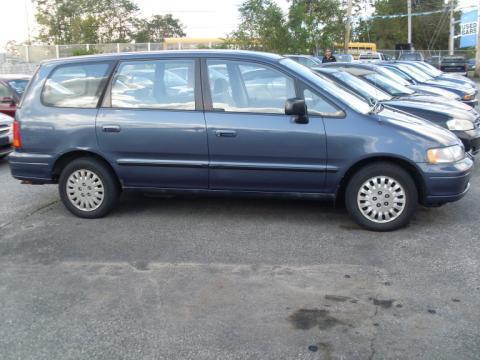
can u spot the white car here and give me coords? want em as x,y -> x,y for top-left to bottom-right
358,52 -> 388,63
0,112 -> 13,158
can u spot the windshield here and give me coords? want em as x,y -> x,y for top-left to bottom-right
7,79 -> 29,95
376,67 -> 411,86
415,62 -> 443,76
329,71 -> 392,101
393,63 -> 432,82
363,73 -> 414,96
280,58 -> 371,114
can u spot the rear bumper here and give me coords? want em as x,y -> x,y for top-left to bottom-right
8,151 -> 55,183
420,156 -> 474,205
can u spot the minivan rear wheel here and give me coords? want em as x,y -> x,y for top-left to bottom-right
59,158 -> 120,218
345,162 -> 418,231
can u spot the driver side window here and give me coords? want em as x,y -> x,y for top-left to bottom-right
206,60 -> 296,114
303,88 -> 342,116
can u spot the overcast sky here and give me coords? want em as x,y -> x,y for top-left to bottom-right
0,0 -> 476,50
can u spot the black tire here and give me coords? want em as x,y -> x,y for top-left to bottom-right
59,157 -> 120,219
345,162 -> 418,232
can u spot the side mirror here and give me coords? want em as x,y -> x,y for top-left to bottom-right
1,97 -> 15,105
285,98 -> 308,124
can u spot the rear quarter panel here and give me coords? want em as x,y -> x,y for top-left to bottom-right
12,62 -> 102,180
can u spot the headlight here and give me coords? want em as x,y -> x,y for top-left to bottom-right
446,119 -> 475,131
427,145 -> 465,164
463,93 -> 475,100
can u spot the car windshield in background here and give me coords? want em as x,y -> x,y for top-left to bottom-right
330,71 -> 392,101
394,63 -> 432,82
442,57 -> 465,63
8,79 -> 29,95
359,54 -> 380,59
414,62 -> 442,77
363,73 -> 414,96
399,53 -> 422,61
376,67 -> 411,86
335,54 -> 354,62
280,58 -> 371,114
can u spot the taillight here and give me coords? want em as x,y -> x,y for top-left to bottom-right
13,120 -> 22,148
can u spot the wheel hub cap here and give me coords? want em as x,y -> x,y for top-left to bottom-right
66,169 -> 104,212
357,176 -> 406,223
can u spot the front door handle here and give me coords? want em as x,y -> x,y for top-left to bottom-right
102,125 -> 121,133
215,130 -> 237,137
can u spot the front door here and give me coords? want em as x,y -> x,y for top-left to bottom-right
202,58 -> 328,193
96,58 -> 209,189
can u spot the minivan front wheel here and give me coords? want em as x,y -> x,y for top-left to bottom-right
345,162 -> 418,231
59,158 -> 120,218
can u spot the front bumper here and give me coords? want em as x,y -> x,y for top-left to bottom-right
453,128 -> 480,155
0,134 -> 13,157
463,98 -> 478,107
419,156 -> 474,205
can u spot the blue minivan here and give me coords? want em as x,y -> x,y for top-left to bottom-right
9,51 -> 474,231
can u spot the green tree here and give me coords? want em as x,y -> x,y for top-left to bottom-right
133,14 -> 186,43
35,0 -> 141,44
287,0 -> 345,54
355,0 -> 453,49
229,0 -> 290,52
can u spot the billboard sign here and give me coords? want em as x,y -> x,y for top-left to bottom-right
460,9 -> 478,48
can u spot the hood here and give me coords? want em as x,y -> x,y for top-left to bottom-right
424,79 -> 473,93
378,107 -> 461,148
410,84 -> 460,100
437,75 -> 476,88
386,99 -> 477,121
401,95 -> 475,112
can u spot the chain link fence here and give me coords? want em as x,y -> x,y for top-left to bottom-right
0,42 -> 477,75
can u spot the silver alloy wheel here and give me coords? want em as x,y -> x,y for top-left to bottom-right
357,176 -> 406,223
66,169 -> 105,212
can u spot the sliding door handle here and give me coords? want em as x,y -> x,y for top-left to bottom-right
215,130 -> 237,137
102,125 -> 121,133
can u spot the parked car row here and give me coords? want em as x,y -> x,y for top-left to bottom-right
3,50 -> 478,231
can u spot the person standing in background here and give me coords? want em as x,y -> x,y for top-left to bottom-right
322,49 -> 337,63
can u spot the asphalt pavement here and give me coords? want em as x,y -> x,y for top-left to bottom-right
1,148 -> 480,359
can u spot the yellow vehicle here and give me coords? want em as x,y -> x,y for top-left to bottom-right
334,42 -> 377,59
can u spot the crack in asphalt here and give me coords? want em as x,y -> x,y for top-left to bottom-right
0,199 -> 60,233
368,304 -> 379,360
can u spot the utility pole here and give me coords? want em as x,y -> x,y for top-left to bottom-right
449,0 -> 455,55
407,0 -> 412,44
344,0 -> 353,53
476,1 -> 480,78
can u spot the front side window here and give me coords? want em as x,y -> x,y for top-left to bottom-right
43,62 -> 112,108
303,88 -> 342,116
280,58 -> 371,114
206,60 -> 295,114
111,59 -> 195,110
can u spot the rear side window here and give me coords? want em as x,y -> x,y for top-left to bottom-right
111,59 -> 196,110
42,62 -> 112,108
